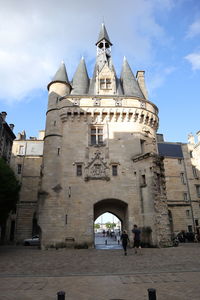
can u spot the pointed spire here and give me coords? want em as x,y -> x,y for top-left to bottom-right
120,57 -> 144,98
71,57 -> 89,95
47,62 -> 71,90
96,23 -> 112,46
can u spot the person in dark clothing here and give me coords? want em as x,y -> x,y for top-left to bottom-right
132,224 -> 141,254
121,230 -> 130,256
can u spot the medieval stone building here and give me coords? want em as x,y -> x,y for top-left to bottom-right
10,24 -> 200,248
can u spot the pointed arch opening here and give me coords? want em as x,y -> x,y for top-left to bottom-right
93,198 -> 128,249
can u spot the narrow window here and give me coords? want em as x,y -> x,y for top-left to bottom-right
189,151 -> 193,158
196,185 -> 200,197
183,192 -> 188,201
17,164 -> 22,174
186,210 -> 190,217
106,78 -> 111,89
65,214 -> 68,224
54,121 -> 56,126
112,165 -> 118,176
180,173 -> 186,184
195,219 -> 199,226
140,139 -> 145,154
57,148 -> 60,155
178,159 -> 182,164
76,165 -> 82,176
141,174 -> 146,186
192,166 -> 198,179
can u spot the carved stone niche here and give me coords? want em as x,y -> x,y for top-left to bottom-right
84,150 -> 110,181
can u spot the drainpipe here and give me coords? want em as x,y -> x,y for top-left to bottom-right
182,145 -> 196,233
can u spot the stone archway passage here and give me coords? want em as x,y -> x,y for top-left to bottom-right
94,198 -> 128,249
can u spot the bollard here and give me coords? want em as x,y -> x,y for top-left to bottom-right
105,239 -> 107,245
148,288 -> 156,300
57,291 -> 65,300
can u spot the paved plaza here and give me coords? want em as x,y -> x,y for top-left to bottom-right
0,241 -> 200,300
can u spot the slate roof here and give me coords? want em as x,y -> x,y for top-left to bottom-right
71,57 -> 89,95
120,57 -> 144,98
47,62 -> 70,90
158,143 -> 183,158
96,23 -> 112,46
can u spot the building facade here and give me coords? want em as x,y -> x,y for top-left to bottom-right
36,24 -> 171,249
0,111 -> 15,162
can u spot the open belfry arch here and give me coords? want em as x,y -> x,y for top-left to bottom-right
37,24 -> 171,249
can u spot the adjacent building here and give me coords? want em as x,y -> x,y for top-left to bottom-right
0,112 -> 15,162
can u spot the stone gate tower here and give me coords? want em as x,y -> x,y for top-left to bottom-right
38,24 -> 171,249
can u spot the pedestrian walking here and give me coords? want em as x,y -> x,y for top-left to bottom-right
121,230 -> 130,256
132,224 -> 141,254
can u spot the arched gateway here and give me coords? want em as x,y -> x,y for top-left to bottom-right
37,24 -> 171,249
94,199 -> 128,232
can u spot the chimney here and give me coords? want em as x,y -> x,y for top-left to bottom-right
1,111 -> 7,121
9,124 -> 14,131
188,133 -> 195,144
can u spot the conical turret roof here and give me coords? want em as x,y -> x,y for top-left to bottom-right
120,57 -> 144,98
71,57 -> 89,95
96,23 -> 112,46
47,62 -> 70,90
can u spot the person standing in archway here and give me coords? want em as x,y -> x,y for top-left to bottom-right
121,230 -> 130,256
132,224 -> 141,254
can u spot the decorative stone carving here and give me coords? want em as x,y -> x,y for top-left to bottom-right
84,150 -> 110,181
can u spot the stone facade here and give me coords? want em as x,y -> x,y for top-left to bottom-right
157,134 -> 200,235
37,24 -> 171,249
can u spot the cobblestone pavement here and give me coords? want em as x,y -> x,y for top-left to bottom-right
0,243 -> 200,300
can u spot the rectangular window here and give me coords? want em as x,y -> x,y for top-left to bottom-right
180,172 -> 186,184
192,166 -> 198,179
196,185 -> 200,197
76,165 -> 82,176
140,139 -> 145,154
90,126 -> 104,145
141,174 -> 146,186
186,209 -> 190,217
19,145 -> 24,155
100,78 -> 112,90
112,165 -> 118,176
17,164 -> 22,174
183,192 -> 188,201
65,214 -> 67,224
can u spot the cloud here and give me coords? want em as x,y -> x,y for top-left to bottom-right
185,52 -> 200,70
186,19 -> 200,38
0,0 -> 174,103
148,66 -> 176,94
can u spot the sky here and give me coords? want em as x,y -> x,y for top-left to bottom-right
0,0 -> 200,143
